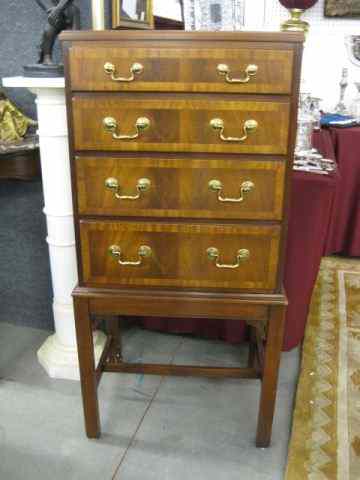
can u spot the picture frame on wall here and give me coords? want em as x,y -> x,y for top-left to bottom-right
112,0 -> 154,29
324,0 -> 360,18
183,0 -> 245,31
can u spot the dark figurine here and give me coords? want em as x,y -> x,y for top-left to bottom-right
24,0 -> 80,77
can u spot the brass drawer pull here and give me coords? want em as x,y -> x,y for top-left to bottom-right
207,247 -> 250,269
104,62 -> 144,82
103,116 -> 150,140
108,244 -> 152,267
209,179 -> 255,203
105,177 -> 151,200
217,63 -> 258,84
210,118 -> 258,143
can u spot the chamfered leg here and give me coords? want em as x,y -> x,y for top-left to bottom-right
73,295 -> 101,438
256,304 -> 286,448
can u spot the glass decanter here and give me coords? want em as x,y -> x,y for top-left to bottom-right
295,93 -> 313,154
310,97 -> 322,131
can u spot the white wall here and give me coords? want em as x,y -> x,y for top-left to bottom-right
154,0 -> 183,20
244,0 -> 360,111
154,0 -> 359,111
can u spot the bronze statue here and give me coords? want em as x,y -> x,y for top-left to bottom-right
24,0 -> 80,77
0,91 -> 37,143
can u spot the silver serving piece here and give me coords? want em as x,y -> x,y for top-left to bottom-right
334,68 -> 349,114
293,93 -> 335,174
293,148 -> 336,175
345,35 -> 360,67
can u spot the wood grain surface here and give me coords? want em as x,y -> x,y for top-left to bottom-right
69,45 -> 294,94
79,220 -> 281,290
72,94 -> 291,154
75,155 -> 286,220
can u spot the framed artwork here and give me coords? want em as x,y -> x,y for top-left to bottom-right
183,0 -> 245,31
324,0 -> 360,18
112,0 -> 154,29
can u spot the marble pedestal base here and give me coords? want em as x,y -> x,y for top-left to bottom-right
3,76 -> 106,380
38,331 -> 107,381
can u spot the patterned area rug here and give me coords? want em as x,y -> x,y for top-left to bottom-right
286,257 -> 360,480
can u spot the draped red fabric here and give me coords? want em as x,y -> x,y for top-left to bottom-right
324,127 -> 360,257
280,130 -> 336,351
281,129 -> 337,349
141,129 -> 339,351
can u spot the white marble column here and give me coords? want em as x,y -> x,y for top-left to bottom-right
2,77 -> 106,380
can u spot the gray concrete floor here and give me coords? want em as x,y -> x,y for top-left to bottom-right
0,322 -> 300,480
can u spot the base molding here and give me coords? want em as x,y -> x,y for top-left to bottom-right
74,285 -> 287,321
37,330 -> 107,381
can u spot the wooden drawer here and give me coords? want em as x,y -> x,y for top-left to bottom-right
72,95 -> 290,155
80,221 -> 281,291
76,156 -> 286,220
68,44 -> 294,94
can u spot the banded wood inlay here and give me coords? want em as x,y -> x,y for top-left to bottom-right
80,221 -> 281,291
72,95 -> 291,155
69,44 -> 294,94
76,156 -> 286,220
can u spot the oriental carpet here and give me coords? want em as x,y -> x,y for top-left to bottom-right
286,257 -> 360,479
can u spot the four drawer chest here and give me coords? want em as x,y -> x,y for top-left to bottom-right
61,30 -> 303,447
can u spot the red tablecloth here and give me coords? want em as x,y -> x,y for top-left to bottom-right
323,127 -> 360,257
283,170 -> 338,349
141,150 -> 339,351
313,128 -> 335,161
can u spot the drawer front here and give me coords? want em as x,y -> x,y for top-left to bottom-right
80,221 -> 281,291
68,45 -> 294,94
72,95 -> 290,155
76,156 -> 286,220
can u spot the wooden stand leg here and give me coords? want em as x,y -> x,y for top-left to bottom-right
256,304 -> 286,448
106,316 -> 122,362
73,296 -> 101,438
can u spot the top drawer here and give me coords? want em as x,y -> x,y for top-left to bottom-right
68,45 -> 294,95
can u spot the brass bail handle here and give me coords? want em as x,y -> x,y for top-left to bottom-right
207,247 -> 250,269
210,118 -> 258,143
105,177 -> 151,200
103,116 -> 150,140
108,245 -> 152,267
104,62 -> 144,82
217,63 -> 258,84
209,179 -> 255,203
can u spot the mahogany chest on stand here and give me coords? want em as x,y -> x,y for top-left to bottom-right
61,30 -> 303,447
